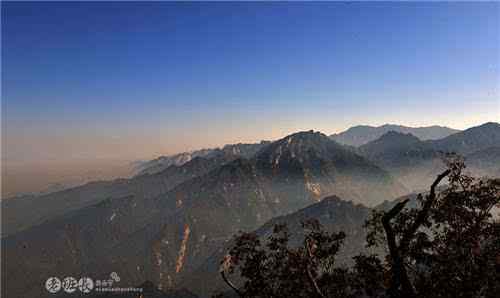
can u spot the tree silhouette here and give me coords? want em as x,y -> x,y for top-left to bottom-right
218,220 -> 346,297
366,155 -> 500,297
218,157 -> 500,297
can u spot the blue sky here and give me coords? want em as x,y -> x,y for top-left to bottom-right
3,2 -> 499,163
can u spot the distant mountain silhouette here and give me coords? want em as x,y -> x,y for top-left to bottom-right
358,131 -> 437,170
134,148 -> 217,175
465,146 -> 500,177
2,150 -> 236,236
330,124 -> 459,147
135,142 -> 270,176
430,122 -> 500,155
357,122 -> 500,191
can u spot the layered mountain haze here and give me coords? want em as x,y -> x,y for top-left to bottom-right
1,159 -> 137,199
251,131 -> 407,206
430,122 -> 500,155
133,149 -> 217,176
2,123 -> 499,298
134,142 -> 271,176
330,124 -> 459,147
2,130 -> 406,298
465,147 -> 500,177
141,131 -> 407,286
123,131 -> 406,289
357,122 -> 500,191
2,150 -> 237,236
357,131 -> 442,191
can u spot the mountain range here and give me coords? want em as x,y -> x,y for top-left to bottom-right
2,150 -> 238,237
330,124 -> 460,147
133,142 -> 271,176
2,122 -> 499,298
135,124 -> 460,176
357,122 -> 500,190
2,130 -> 404,297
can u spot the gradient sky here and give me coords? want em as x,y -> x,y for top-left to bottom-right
3,2 -> 500,165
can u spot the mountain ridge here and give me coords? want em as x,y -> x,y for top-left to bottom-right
134,141 -> 271,176
330,124 -> 460,147
134,123 -> 460,177
357,122 -> 500,191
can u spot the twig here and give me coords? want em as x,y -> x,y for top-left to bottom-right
220,271 -> 243,297
382,169 -> 450,298
306,239 -> 326,298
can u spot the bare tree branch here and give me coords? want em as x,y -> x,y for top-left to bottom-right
220,271 -> 243,297
400,169 -> 450,252
305,239 -> 326,298
382,169 -> 450,298
382,199 -> 414,298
